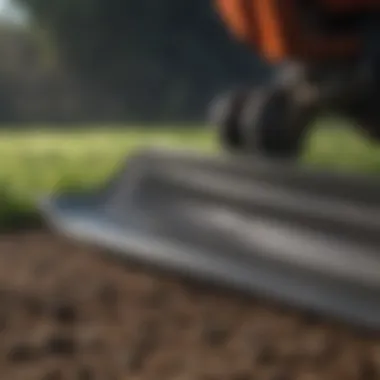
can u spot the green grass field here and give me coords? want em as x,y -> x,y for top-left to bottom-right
0,118 -> 380,230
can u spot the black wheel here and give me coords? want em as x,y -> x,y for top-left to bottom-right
240,86 -> 315,159
343,55 -> 380,141
343,87 -> 380,142
348,106 -> 380,142
208,90 -> 248,153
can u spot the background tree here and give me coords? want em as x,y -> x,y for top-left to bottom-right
14,0 -> 270,122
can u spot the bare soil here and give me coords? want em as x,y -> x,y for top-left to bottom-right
0,231 -> 379,380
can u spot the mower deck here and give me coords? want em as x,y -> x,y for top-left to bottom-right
39,148 -> 380,331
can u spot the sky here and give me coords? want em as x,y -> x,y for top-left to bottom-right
0,0 -> 11,14
0,0 -> 27,24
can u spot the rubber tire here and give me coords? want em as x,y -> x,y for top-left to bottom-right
240,87 -> 315,160
342,57 -> 380,142
350,108 -> 380,142
343,89 -> 380,142
208,90 -> 248,153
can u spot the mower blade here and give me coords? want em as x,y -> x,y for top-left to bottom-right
39,148 -> 380,331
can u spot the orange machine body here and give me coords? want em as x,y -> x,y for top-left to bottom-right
215,0 -> 380,63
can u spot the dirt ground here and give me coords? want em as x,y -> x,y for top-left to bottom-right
0,231 -> 379,380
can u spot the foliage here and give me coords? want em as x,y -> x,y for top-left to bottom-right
13,0 -> 270,121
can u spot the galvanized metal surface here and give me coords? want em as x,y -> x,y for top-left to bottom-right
39,148 -> 380,331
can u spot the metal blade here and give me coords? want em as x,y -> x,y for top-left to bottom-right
39,148 -> 380,331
